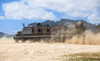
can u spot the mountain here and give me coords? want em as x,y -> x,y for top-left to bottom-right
28,20 -> 56,27
28,18 -> 96,31
56,19 -> 76,27
96,24 -> 100,32
0,32 -> 13,38
28,19 -> 76,27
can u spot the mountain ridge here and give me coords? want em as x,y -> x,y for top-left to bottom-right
28,18 -> 96,31
0,32 -> 13,38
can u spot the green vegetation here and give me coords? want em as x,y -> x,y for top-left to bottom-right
52,52 -> 100,61
96,24 -> 100,32
69,52 -> 100,61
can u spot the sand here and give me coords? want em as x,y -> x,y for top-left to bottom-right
0,30 -> 100,61
0,43 -> 100,61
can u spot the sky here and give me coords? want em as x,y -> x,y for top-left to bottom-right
0,0 -> 100,34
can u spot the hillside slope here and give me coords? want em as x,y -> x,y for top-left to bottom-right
28,19 -> 96,31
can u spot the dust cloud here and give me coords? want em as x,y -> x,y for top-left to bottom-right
66,30 -> 100,45
0,31 -> 100,61
0,37 -> 15,43
0,30 -> 100,45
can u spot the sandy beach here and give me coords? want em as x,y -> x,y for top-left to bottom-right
0,43 -> 100,61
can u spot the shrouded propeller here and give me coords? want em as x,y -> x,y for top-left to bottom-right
76,20 -> 85,32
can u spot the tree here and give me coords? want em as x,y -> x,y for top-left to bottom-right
96,24 -> 100,32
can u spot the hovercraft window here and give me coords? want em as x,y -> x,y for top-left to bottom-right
38,29 -> 42,32
47,28 -> 50,32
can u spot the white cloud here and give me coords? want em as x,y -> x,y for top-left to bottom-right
2,1 -> 56,20
0,16 -> 4,20
1,0 -> 100,24
88,13 -> 100,24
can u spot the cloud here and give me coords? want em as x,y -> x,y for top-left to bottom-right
0,16 -> 4,20
0,12 -> 4,20
1,0 -> 100,24
88,13 -> 100,24
2,1 -> 56,20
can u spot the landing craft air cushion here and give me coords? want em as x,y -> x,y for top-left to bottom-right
13,20 -> 85,42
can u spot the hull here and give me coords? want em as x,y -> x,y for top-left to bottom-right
13,34 -> 74,43
13,20 -> 85,43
